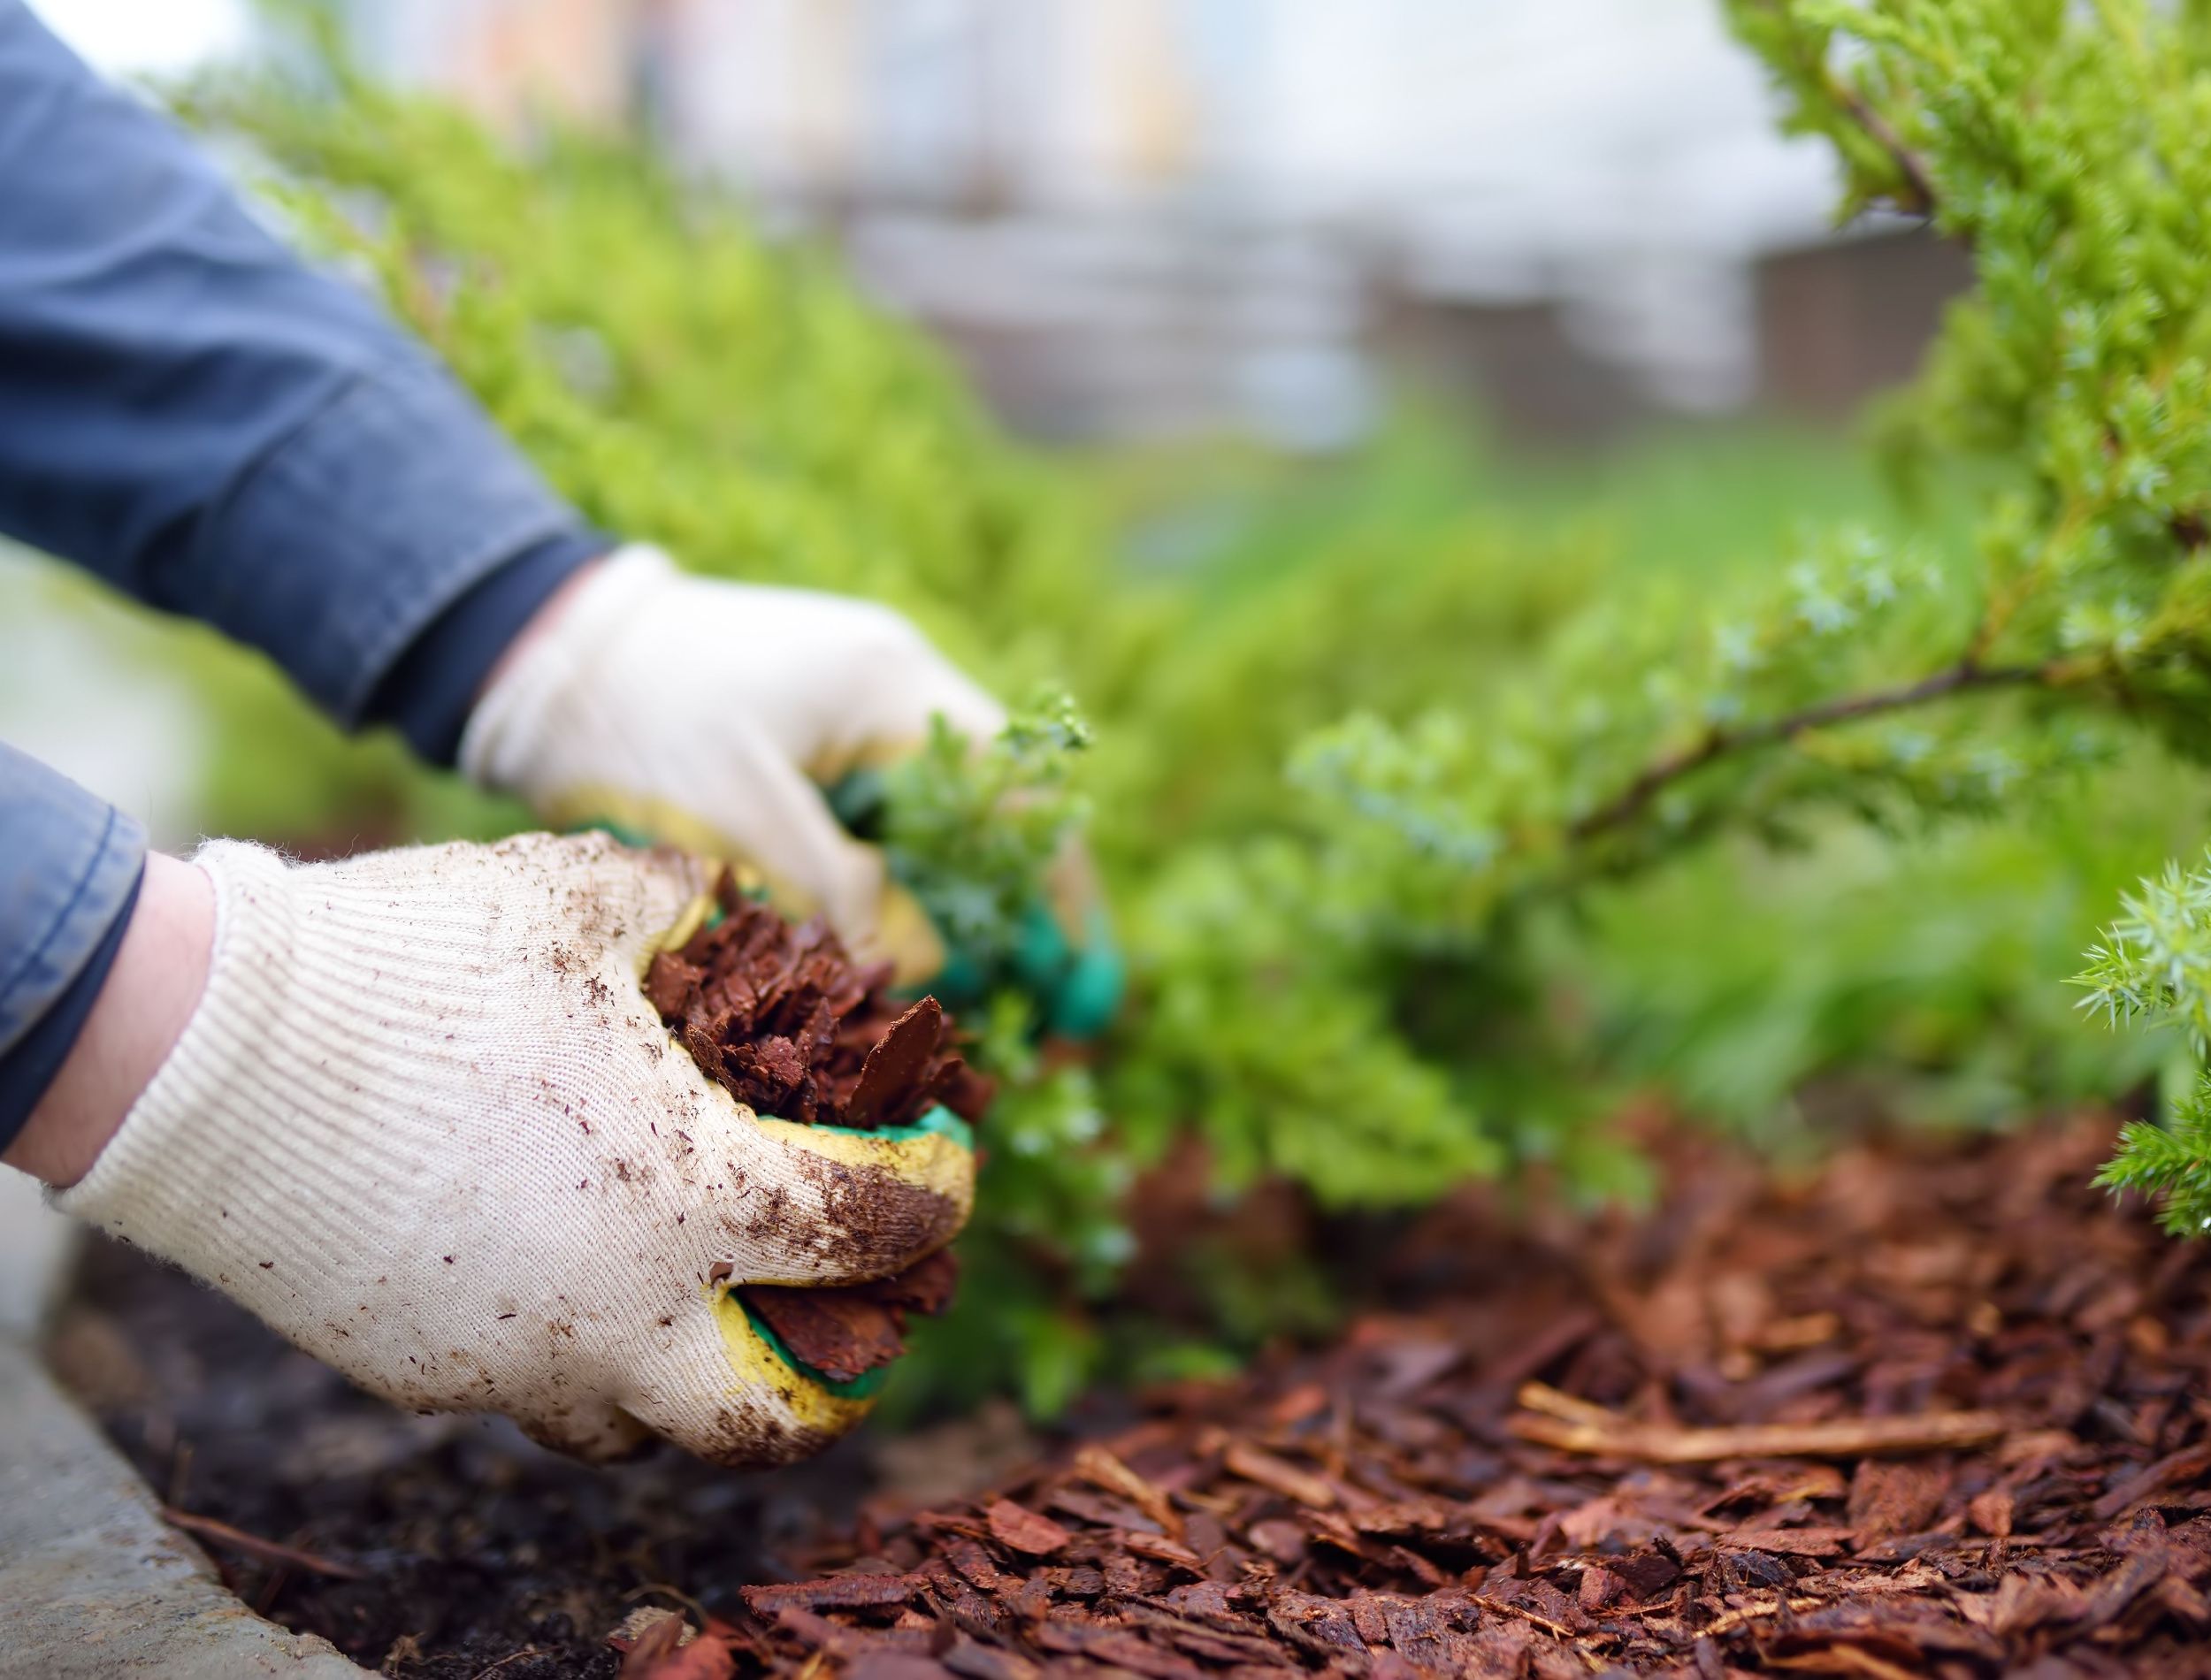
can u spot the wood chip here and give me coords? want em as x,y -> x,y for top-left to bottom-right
848,997 -> 945,1128
983,1499 -> 1071,1555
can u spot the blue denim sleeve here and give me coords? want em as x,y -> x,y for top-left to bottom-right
0,745 -> 148,1151
0,1 -> 595,730
0,4 -> 613,1143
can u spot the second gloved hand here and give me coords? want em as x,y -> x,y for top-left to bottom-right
56,833 -> 974,1465
461,546 -> 1005,983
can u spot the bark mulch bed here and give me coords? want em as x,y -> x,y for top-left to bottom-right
50,1111 -> 2211,1678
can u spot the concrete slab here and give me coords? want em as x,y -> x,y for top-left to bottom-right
0,1166 -> 78,1338
0,1338 -> 367,1678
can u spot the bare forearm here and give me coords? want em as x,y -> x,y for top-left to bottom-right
4,852 -> 213,1187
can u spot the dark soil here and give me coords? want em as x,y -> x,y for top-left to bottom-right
54,1112 -> 2211,1678
54,1232 -> 872,1678
649,883 -> 993,1378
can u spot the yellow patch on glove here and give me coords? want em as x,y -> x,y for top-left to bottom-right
708,1280 -> 879,1434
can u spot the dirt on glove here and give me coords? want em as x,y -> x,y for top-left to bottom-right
645,879 -> 993,1382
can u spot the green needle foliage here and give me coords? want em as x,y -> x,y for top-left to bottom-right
2097,1102 -> 2211,1236
2078,853 -> 2211,1238
2080,852 -> 2211,1233
873,693 -> 1092,978
2078,856 -> 2211,1055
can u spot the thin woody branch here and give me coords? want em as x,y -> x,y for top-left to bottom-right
1568,655 -> 2058,844
1742,0 -> 1940,216
1832,78 -> 1940,217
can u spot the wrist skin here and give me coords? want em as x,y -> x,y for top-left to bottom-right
4,852 -> 215,1187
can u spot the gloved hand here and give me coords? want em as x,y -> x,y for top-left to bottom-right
462,546 -> 1005,984
56,832 -> 973,1465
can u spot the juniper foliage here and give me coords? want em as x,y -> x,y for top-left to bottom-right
2079,853 -> 2211,1233
1310,0 -> 2211,911
869,694 -> 1092,978
1239,0 -> 2211,1210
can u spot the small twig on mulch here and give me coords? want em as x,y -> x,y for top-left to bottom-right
1509,1381 -> 2008,1462
1470,1594 -> 1580,1639
465,1648 -> 542,1680
160,1505 -> 363,1579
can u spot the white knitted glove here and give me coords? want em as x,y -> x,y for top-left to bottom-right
56,833 -> 974,1466
461,545 -> 1004,984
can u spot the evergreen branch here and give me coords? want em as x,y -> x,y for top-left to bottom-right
1568,655 -> 2059,843
1799,4 -> 2206,557
1733,0 -> 1940,217
1738,3 -> 2207,561
1831,77 -> 1939,218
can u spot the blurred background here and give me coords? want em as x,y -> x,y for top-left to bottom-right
6,0 -> 1969,837
330,0 -> 1938,440
31,0 -> 1958,444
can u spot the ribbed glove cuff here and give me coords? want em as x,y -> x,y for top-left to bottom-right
458,542 -> 674,797
57,842 -> 455,1321
58,843 -> 295,1239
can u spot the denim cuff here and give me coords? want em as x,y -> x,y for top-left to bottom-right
0,745 -> 148,1149
201,355 -> 593,729
0,864 -> 140,1152
365,530 -> 607,766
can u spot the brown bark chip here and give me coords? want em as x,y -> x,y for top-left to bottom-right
848,999 -> 947,1129
745,1256 -> 964,1386
983,1499 -> 1072,1556
741,1286 -> 914,1386
654,885 -> 991,1379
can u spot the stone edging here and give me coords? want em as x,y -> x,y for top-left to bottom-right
0,1336 -> 368,1678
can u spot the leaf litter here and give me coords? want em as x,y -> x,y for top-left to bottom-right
53,1111 -> 2211,1677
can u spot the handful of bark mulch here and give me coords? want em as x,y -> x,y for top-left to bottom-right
645,878 -> 992,1383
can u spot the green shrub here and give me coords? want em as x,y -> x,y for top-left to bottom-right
1236,0 -> 2211,1220
112,0 -> 2211,1405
